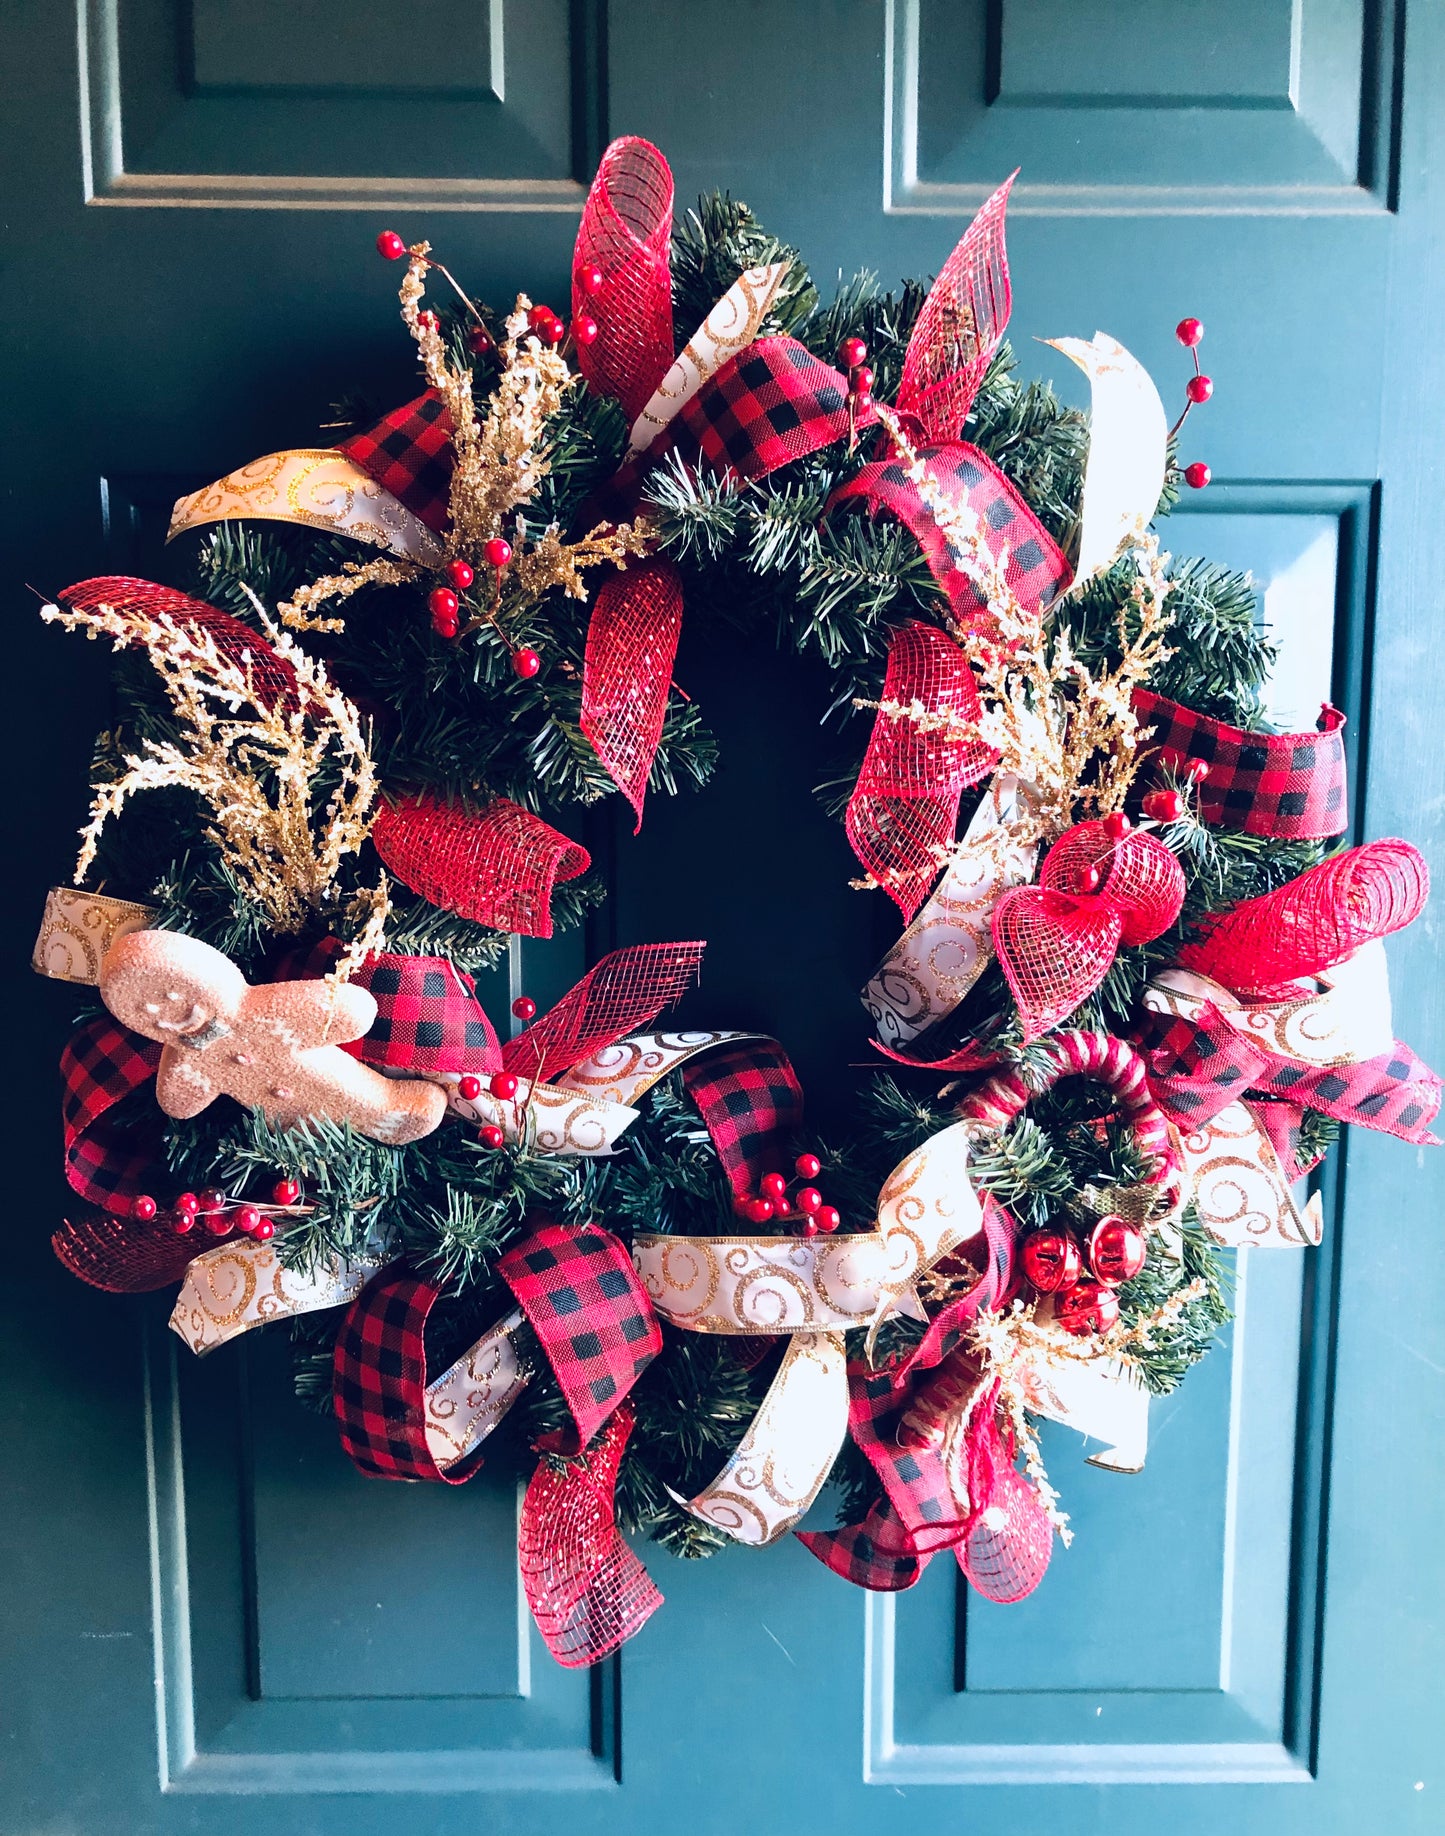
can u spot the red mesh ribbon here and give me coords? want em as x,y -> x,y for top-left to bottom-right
53,1210 -> 226,1293
846,621 -> 998,921
572,136 -> 674,423
681,1037 -> 805,1197
60,1015 -> 164,1210
497,1221 -> 663,1449
955,1029 -> 1183,1187
828,442 -> 1071,632
502,941 -> 705,1082
347,953 -> 502,1076
370,793 -> 591,940
953,1381 -> 1054,1604
1176,840 -> 1429,989
59,577 -> 301,710
518,1403 -> 663,1667
1133,690 -> 1349,840
897,173 -> 1015,443
580,557 -> 684,831
338,389 -> 456,534
992,819 -> 1186,1040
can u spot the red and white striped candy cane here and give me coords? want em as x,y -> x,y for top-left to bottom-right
953,1029 -> 1182,1189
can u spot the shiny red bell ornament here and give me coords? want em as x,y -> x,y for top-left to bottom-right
1019,1227 -> 1083,1294
1086,1214 -> 1148,1286
1055,1279 -> 1120,1337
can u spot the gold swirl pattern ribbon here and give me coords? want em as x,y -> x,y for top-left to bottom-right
633,1232 -> 926,1334
1043,333 -> 1167,591
861,775 -> 1039,1048
423,1307 -> 533,1473
555,1029 -> 761,1105
1175,1100 -> 1323,1248
169,1237 -> 392,1354
168,449 -> 446,565
1021,1351 -> 1151,1473
32,886 -> 157,985
626,264 -> 791,455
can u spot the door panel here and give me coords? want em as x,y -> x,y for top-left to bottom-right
4,2 -> 1442,1832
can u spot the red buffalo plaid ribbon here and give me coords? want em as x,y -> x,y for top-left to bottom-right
346,952 -> 502,1077
1133,689 -> 1349,839
338,389 -> 455,534
681,1037 -> 805,1197
828,443 -> 1071,633
60,1015 -> 164,1210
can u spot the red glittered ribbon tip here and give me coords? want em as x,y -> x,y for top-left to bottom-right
580,557 -> 684,832
502,941 -> 706,1082
572,136 -> 674,422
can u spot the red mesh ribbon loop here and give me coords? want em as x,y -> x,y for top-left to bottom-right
518,1404 -> 663,1667
681,1037 -> 805,1197
955,1381 -> 1053,1604
502,941 -> 705,1082
897,172 -> 1015,443
333,1271 -> 484,1483
370,793 -> 591,940
53,1211 -> 222,1293
60,1016 -> 164,1209
580,557 -> 684,831
498,1221 -> 662,1449
992,820 -> 1185,1040
59,577 -> 302,711
956,1029 -> 1183,1187
1177,840 -> 1429,989
1133,689 -> 1349,839
347,953 -> 502,1076
572,137 -> 674,422
828,443 -> 1071,632
338,389 -> 455,534
846,622 -> 998,921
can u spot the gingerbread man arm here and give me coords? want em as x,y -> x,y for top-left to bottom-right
155,1048 -> 219,1119
241,979 -> 378,1049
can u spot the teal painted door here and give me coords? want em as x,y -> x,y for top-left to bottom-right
3,1 -> 1442,1830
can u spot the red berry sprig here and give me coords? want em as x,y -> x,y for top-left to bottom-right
1170,315 -> 1214,489
737,1154 -> 842,1236
512,995 -> 537,1021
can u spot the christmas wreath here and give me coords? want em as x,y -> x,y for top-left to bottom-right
35,137 -> 1440,1666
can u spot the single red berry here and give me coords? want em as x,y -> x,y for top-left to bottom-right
512,647 -> 542,679
1087,1215 -> 1149,1287
572,314 -> 600,347
818,1206 -> 841,1233
1019,1227 -> 1082,1295
446,558 -> 474,591
252,1218 -> 277,1241
434,617 -> 459,640
468,325 -> 494,357
543,314 -> 567,344
528,303 -> 556,328
479,1124 -> 506,1149
795,1186 -> 823,1215
416,310 -> 438,333
484,537 -> 512,569
1186,374 -> 1213,404
794,1152 -> 822,1180
271,1177 -> 300,1206
511,996 -> 537,1021
1055,1278 -> 1120,1337
175,1190 -> 200,1215
1080,862 -> 1104,893
429,587 -> 458,622
851,365 -> 875,393
577,262 -> 605,297
199,1187 -> 227,1213
760,1171 -> 788,1201
744,1197 -> 775,1225
1143,788 -> 1185,823
1102,810 -> 1131,841
490,1072 -> 520,1101
1183,461 -> 1211,489
852,390 -> 873,414
734,1193 -> 755,1217
1186,757 -> 1210,783
206,1211 -> 233,1236
236,1206 -> 262,1234
376,230 -> 407,261
132,1194 -> 157,1222
800,1218 -> 820,1237
839,336 -> 868,369
1175,317 -> 1204,347
457,1073 -> 483,1101
173,1211 -> 196,1236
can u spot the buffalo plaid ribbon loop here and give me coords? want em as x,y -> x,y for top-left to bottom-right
339,389 -> 455,534
670,335 -> 871,485
348,952 -> 502,1077
681,1037 -> 805,1197
1133,689 -> 1349,839
333,1272 -> 475,1483
60,1015 -> 164,1210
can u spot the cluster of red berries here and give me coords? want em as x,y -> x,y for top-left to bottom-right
425,542 -> 540,676
736,1155 -> 842,1235
1174,317 -> 1212,490
1019,1211 -> 1148,1337
453,998 -> 538,1148
838,335 -> 873,415
130,1174 -> 304,1241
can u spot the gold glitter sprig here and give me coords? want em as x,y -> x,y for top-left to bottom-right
279,556 -> 423,634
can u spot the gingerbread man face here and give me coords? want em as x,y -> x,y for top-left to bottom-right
100,930 -> 446,1147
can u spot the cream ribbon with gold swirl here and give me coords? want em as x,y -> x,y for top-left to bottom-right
1021,1350 -> 1151,1473
168,449 -> 445,565
423,1307 -> 532,1473
1175,1100 -> 1323,1249
169,1237 -> 392,1354
32,886 -> 157,985
862,774 -> 1040,1048
627,264 -> 792,454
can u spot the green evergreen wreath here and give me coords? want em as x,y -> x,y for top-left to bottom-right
36,139 -> 1437,1649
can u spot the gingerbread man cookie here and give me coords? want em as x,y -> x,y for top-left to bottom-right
99,930 -> 446,1146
